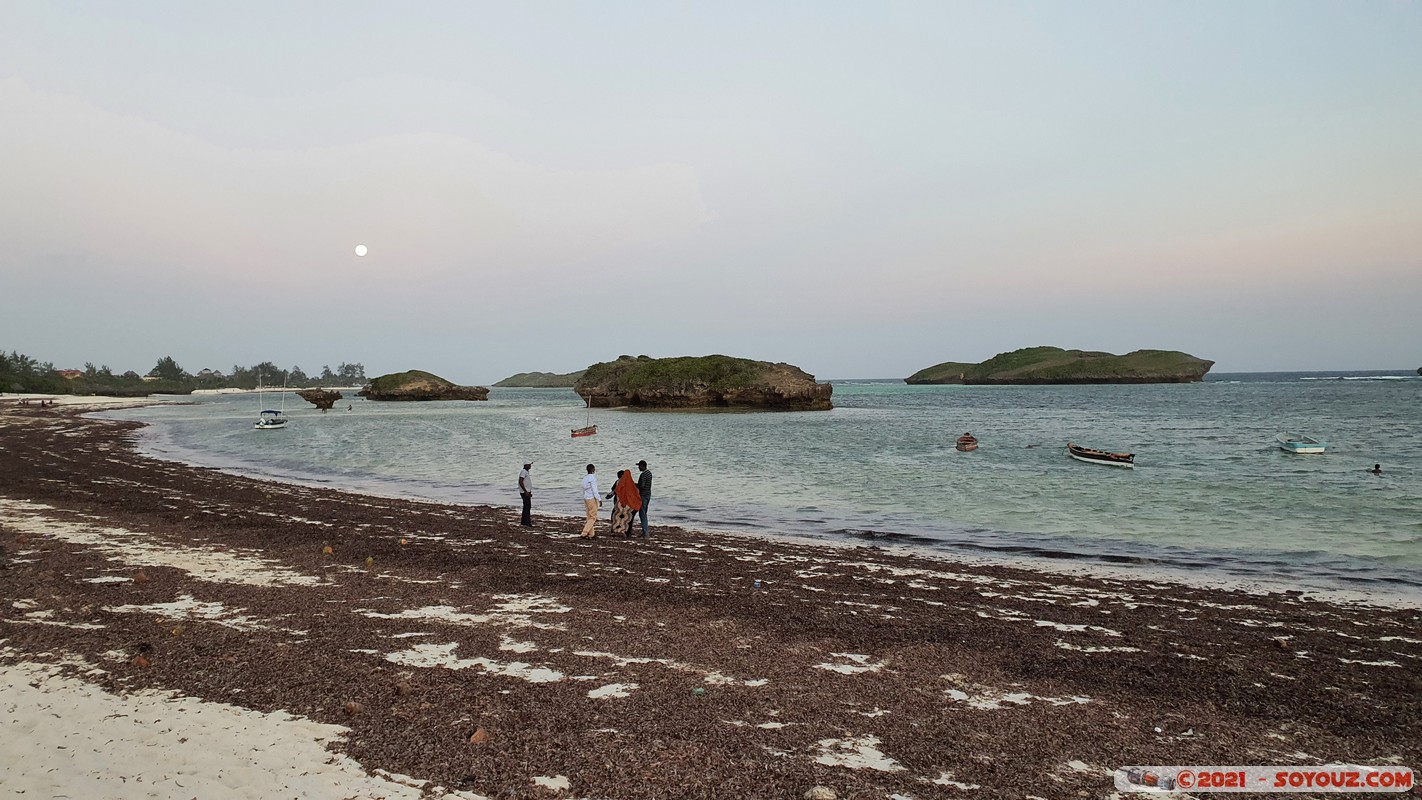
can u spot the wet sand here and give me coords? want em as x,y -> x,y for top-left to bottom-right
1,406 -> 1418,798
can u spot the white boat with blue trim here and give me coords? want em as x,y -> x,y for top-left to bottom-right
253,373 -> 289,430
1276,433 -> 1325,454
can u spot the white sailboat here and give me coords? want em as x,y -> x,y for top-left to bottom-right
254,372 -> 289,430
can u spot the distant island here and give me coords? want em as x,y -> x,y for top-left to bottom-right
358,370 -> 489,401
906,347 -> 1214,385
574,355 -> 833,410
493,370 -> 586,388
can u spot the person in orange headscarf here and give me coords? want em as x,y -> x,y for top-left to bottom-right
609,467 -> 643,537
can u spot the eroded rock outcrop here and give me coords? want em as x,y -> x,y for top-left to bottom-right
296,389 -> 343,410
358,370 -> 489,401
574,355 -> 832,410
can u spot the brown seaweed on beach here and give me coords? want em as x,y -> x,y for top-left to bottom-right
0,407 -> 1418,799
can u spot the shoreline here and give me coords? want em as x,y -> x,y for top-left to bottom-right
2,406 -> 1418,798
110,405 -> 1421,611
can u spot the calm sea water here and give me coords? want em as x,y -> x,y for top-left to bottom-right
105,372 -> 1422,594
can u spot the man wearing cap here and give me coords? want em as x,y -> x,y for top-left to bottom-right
634,460 -> 653,538
517,463 -> 534,527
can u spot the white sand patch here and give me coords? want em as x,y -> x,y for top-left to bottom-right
757,721 -> 788,729
941,675 -> 1091,710
385,642 -> 564,683
358,598 -> 567,631
587,683 -> 636,699
0,660 -> 487,800
704,671 -> 768,686
492,594 -> 572,614
813,735 -> 905,772
933,771 -> 982,789
573,650 -> 767,686
1378,636 -> 1422,644
533,775 -> 571,791
0,498 -> 325,588
11,599 -> 39,609
6,612 -> 106,631
1054,640 -> 1142,654
574,650 -> 672,667
104,595 -> 292,633
816,653 -> 887,674
1033,619 -> 1123,636
499,635 -> 538,653
83,576 -> 132,584
1338,658 -> 1402,667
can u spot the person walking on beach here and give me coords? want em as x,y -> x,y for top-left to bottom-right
634,460 -> 653,538
610,469 -> 642,537
518,462 -> 534,526
605,470 -> 624,521
580,464 -> 600,538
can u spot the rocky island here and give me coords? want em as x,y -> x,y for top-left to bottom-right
296,389 -> 343,410
574,355 -> 832,410
493,370 -> 586,388
357,370 -> 489,401
906,347 -> 1214,385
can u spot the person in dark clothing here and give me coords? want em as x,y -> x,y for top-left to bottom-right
517,463 -> 534,526
634,460 -> 653,538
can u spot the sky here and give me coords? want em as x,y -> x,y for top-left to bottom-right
2,1 -> 1420,383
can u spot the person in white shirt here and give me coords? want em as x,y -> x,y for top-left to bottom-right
517,463 -> 534,526
579,464 -> 600,538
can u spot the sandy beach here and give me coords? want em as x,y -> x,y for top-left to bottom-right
1,406 -> 1418,799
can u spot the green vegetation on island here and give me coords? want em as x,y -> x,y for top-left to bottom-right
906,347 -> 1214,385
493,370 -> 587,388
2,349 -> 366,396
574,354 -> 833,410
359,370 -> 489,401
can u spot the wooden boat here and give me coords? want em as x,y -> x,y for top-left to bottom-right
571,397 -> 598,437
955,433 -> 978,452
1067,441 -> 1134,468
1276,433 -> 1325,454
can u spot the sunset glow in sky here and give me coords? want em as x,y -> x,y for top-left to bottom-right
2,2 -> 1419,381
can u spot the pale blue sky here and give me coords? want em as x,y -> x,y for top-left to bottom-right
2,1 -> 1419,382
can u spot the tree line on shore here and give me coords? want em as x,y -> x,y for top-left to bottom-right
1,349 -> 366,396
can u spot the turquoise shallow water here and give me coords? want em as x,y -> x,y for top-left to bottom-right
106,372 -> 1422,593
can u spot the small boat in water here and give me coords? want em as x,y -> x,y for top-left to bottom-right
1276,433 -> 1325,454
571,397 -> 597,437
1067,441 -> 1134,468
253,373 -> 289,430
254,409 -> 288,430
955,433 -> 978,452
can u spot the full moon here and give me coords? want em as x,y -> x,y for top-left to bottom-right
354,244 -> 368,257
